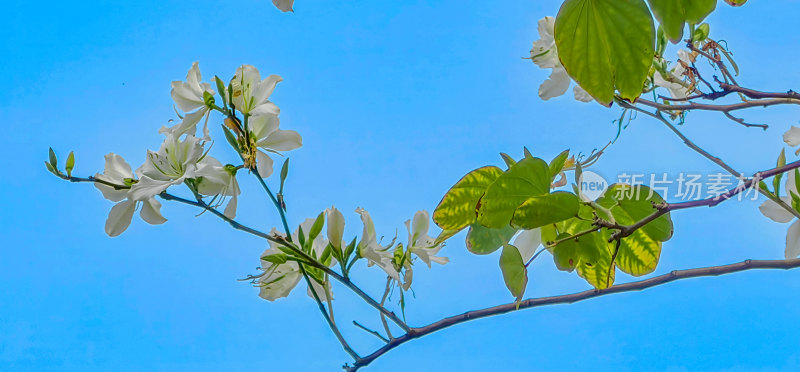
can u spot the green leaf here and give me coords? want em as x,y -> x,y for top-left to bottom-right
647,0 -> 716,43
221,125 -> 241,153
44,161 -> 59,176
575,231 -> 616,289
308,211 -> 325,241
523,147 -> 533,159
465,223 -> 516,255
65,151 -> 75,177
549,231 -> 615,289
434,228 -> 460,246
433,166 -> 504,230
279,158 -> 290,194
214,75 -> 228,106
775,149 -> 786,197
499,244 -> 527,302
555,0 -> 655,105
551,233 -> 581,272
261,253 -> 289,265
511,192 -> 580,230
48,147 -> 58,168
499,153 -> 517,169
595,184 -> 672,276
548,149 -> 570,179
477,157 -> 550,228
614,228 -> 661,276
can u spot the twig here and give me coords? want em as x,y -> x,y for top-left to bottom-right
352,321 -> 389,343
299,265 -> 360,361
344,258 -> 800,371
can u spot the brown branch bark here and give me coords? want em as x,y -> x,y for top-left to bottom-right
344,259 -> 800,371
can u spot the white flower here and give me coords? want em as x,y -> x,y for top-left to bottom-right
272,0 -> 294,12
529,16 -> 593,103
653,50 -> 693,100
356,207 -> 403,283
249,113 -> 302,178
164,62 -> 214,139
783,126 -> 800,154
405,210 -> 448,268
231,65 -> 282,116
511,228 -> 543,263
327,206 -> 345,251
129,135 -> 204,201
258,218 -> 333,302
94,153 -> 166,237
760,128 -> 800,258
195,157 -> 241,219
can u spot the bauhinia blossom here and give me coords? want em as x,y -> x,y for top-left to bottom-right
760,127 -> 800,258
248,113 -> 303,178
405,210 -> 448,268
356,207 -> 403,284
231,65 -> 282,116
195,157 -> 241,219
164,62 -> 214,139
327,206 -> 345,252
129,134 -> 204,201
94,153 -> 166,237
258,219 -> 333,302
653,50 -> 695,100
529,16 -> 593,103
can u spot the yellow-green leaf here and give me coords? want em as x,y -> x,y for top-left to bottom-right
647,0 -> 716,43
511,192 -> 580,230
555,0 -> 655,105
466,223 -> 516,255
477,157 -> 550,228
433,166 -> 504,230
499,244 -> 527,301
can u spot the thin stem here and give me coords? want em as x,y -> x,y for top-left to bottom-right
299,265 -> 360,361
251,167 -> 293,242
352,321 -> 390,343
379,277 -> 395,340
618,100 -> 800,220
156,190 -> 410,332
344,258 -> 800,371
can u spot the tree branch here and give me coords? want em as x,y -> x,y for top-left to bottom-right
345,258 -> 800,371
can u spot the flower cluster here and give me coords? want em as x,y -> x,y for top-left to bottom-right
760,126 -> 800,259
93,62 -> 302,236
257,207 -> 448,301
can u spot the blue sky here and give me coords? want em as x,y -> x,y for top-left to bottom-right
2,0 -> 800,371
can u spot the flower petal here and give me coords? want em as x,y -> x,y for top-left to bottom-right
307,279 -> 334,302
250,114 -> 280,142
327,206 -> 345,249
158,108 -> 208,139
539,67 -> 570,100
272,0 -> 294,12
255,150 -> 275,178
258,129 -> 302,152
129,176 -> 180,201
759,198 -> 795,223
573,85 -> 594,103
786,220 -> 800,258
250,101 -> 281,117
783,126 -> 800,147
140,197 -> 167,225
513,229 -> 542,263
253,74 -> 283,105
105,199 -> 136,237
410,210 -> 430,245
